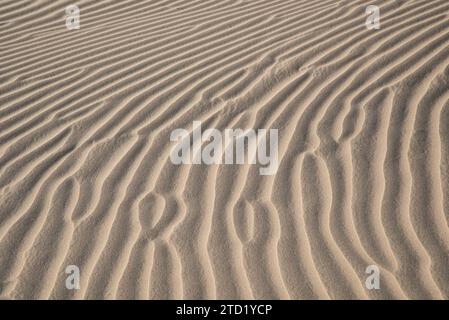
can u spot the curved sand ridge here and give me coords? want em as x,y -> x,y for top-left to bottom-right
1,0 -> 449,299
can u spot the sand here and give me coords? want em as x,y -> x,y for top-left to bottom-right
1,0 -> 449,300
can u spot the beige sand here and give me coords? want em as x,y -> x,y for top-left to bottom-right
1,0 -> 449,300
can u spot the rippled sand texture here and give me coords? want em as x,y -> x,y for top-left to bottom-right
1,0 -> 449,299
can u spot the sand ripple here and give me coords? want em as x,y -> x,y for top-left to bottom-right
1,0 -> 449,299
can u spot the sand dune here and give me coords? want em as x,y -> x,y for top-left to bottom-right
1,0 -> 449,299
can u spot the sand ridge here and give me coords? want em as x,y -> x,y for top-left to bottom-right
1,0 -> 449,299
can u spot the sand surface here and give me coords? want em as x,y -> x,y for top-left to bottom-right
1,0 -> 449,299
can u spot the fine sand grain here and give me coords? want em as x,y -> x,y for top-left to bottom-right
1,0 -> 449,299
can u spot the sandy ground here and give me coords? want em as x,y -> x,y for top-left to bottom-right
1,0 -> 449,300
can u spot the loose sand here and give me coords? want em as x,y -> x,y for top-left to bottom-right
1,0 -> 449,299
